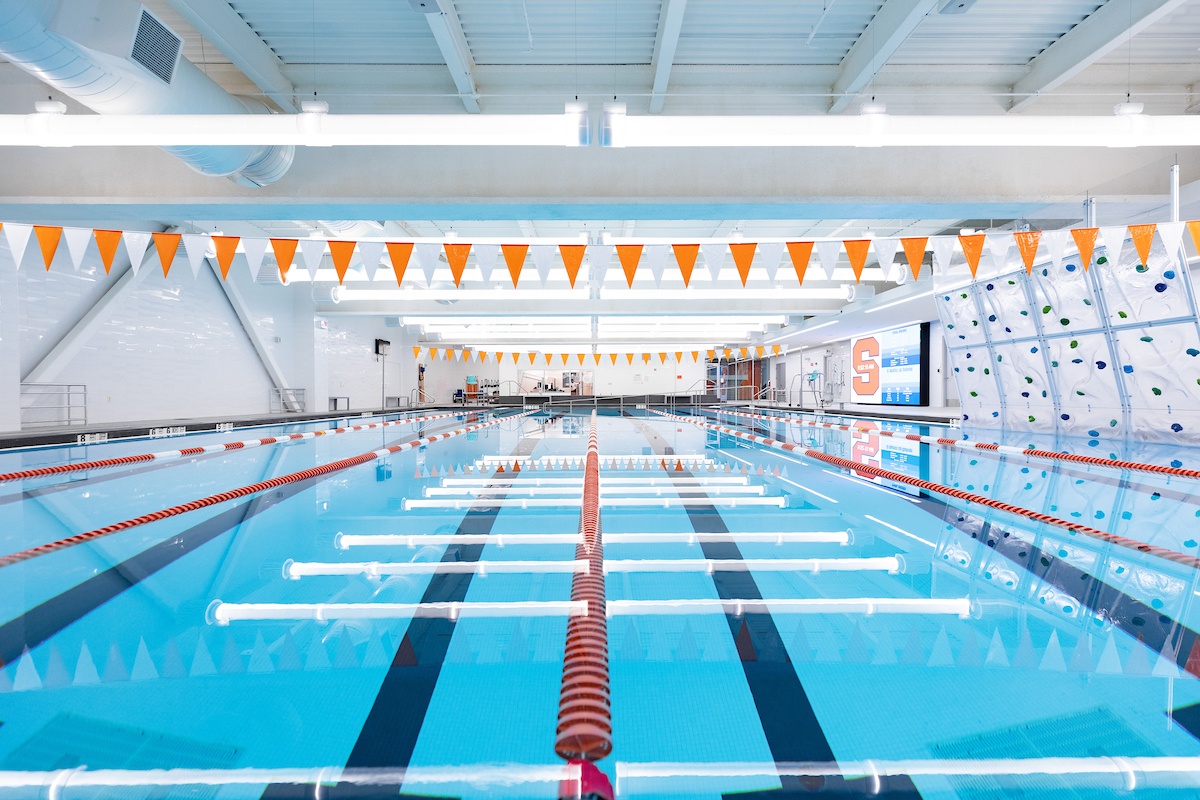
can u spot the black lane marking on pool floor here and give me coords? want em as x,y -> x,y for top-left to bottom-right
260,412 -> 565,798
702,413 -> 1200,684
0,416 -> 485,668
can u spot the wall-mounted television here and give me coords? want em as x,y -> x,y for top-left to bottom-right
849,322 -> 930,406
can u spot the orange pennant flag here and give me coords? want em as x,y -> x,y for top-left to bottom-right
1129,223 -> 1156,267
626,354 -> 634,364
675,351 -> 683,362
512,352 -> 521,363
1070,228 -> 1099,272
269,238 -> 298,283
559,244 -> 586,287
691,351 -> 700,362
843,239 -> 871,283
479,351 -> 488,362
561,353 -> 569,364
526,353 -> 535,364
729,242 -> 757,286
724,349 -> 733,360
901,237 -> 928,281
673,244 -> 700,287
786,242 -> 814,284
545,354 -> 553,365
958,234 -> 985,277
739,348 -> 748,359
328,240 -> 356,284
1013,231 -> 1041,274
444,243 -> 471,287
502,244 -> 528,287
33,226 -> 62,270
1188,221 -> 1200,259
211,236 -> 240,280
609,353 -> 617,364
386,242 -> 413,286
152,232 -> 181,277
707,349 -> 715,360
617,244 -> 643,287
659,353 -> 667,364
430,348 -> 439,360
772,345 -> 780,356
413,346 -> 421,359
756,346 -> 764,358
93,229 -> 123,274
577,353 -> 586,364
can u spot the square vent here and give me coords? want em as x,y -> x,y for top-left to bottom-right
130,8 -> 182,84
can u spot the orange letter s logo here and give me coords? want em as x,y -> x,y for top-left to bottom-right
852,337 -> 880,396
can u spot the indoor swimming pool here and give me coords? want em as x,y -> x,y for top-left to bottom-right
3,406 -> 1200,799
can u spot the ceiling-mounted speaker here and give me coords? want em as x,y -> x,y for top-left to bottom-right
938,0 -> 979,12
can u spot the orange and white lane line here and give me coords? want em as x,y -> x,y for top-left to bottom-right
0,411 -> 537,569
655,409 -> 1200,571
707,406 -> 1200,481
0,410 -> 483,484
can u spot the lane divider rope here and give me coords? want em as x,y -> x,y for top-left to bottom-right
655,410 -> 1200,571
555,410 -> 613,768
0,411 -> 481,484
0,411 -> 536,569
706,406 -> 1200,481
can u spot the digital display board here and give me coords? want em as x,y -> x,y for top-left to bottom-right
849,322 -> 929,406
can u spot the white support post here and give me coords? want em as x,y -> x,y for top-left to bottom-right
649,0 -> 688,114
1009,0 -> 1191,112
21,243 -> 160,384
207,258 -> 297,408
426,0 -> 481,113
828,0 -> 939,113
163,0 -> 297,111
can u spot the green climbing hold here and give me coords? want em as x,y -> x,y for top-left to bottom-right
1051,360 -> 1058,367
1070,340 -> 1078,348
996,354 -> 1002,361
1109,419 -> 1118,427
961,293 -> 968,299
1025,376 -> 1033,384
1083,299 -> 1092,306
1060,318 -> 1070,325
1008,280 -> 1015,285
1028,415 -> 1036,422
972,320 -> 978,326
983,368 -> 990,374
1020,310 -> 1028,316
1042,305 -> 1052,314
1097,256 -> 1108,264
1076,390 -> 1085,396
970,391 -> 978,397
1141,336 -> 1153,342
1136,264 -> 1148,273
1118,311 -> 1128,319
1152,387 -> 1162,396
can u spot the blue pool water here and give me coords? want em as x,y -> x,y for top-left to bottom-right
3,407 -> 1200,798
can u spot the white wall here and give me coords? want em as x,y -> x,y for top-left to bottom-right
324,318 -> 415,411
495,356 -> 705,396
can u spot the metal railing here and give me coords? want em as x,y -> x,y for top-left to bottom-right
269,388 -> 306,413
20,383 -> 86,428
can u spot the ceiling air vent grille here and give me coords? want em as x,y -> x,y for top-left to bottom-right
130,9 -> 181,84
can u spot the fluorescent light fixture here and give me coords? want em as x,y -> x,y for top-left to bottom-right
765,318 -> 841,344
864,290 -> 934,313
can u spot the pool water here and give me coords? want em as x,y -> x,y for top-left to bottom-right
2,407 -> 1200,799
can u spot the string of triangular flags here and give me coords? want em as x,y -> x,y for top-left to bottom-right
4,221 -> 1198,285
411,346 -> 784,364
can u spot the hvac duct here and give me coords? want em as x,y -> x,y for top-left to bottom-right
0,0 -> 293,186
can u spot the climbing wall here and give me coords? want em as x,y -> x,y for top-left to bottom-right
937,228 -> 1200,443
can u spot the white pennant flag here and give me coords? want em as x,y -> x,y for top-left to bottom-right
757,241 -> 785,285
530,245 -> 556,287
300,238 -> 326,279
63,227 -> 92,272
124,231 -> 151,275
873,237 -> 900,281
1099,226 -> 1126,267
473,243 -> 499,283
358,241 -> 385,282
643,244 -> 670,287
815,240 -> 841,281
181,234 -> 211,279
3,223 -> 32,269
587,244 -> 614,286
985,233 -> 1011,270
701,243 -> 726,285
1041,230 -> 1068,271
414,242 -> 441,287
1159,221 -> 1186,261
931,236 -> 956,275
241,238 -> 269,281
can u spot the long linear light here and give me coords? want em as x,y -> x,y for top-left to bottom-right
6,110 -> 1198,148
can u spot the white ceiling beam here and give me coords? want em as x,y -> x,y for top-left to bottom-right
425,0 -> 481,113
829,0 -> 939,114
649,0 -> 688,114
162,0 -> 296,111
1009,0 -> 1192,112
